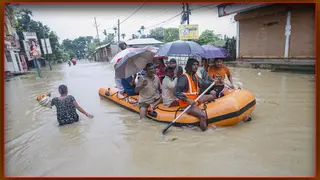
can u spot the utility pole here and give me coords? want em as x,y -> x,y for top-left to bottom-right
186,3 -> 190,25
42,28 -> 52,70
118,19 -> 120,42
93,17 -> 100,45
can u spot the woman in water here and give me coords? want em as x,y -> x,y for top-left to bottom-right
45,85 -> 94,126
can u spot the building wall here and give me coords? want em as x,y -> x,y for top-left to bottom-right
239,12 -> 287,58
289,5 -> 315,58
236,4 -> 315,59
5,50 -> 15,72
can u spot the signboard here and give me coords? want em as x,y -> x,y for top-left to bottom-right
179,24 -> 199,40
23,32 -> 41,61
40,38 -> 53,54
217,3 -> 271,17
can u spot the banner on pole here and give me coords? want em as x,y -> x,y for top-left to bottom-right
179,24 -> 199,40
41,38 -> 53,54
23,32 -> 41,61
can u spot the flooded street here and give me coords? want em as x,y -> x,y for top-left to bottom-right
5,61 -> 315,176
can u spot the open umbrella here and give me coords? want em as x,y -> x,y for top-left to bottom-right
115,49 -> 155,79
201,45 -> 231,59
155,40 -> 205,57
143,46 -> 159,54
110,48 -> 142,63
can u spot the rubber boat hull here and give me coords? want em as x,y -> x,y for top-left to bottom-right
99,86 -> 256,128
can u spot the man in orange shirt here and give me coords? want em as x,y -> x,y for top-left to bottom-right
207,58 -> 234,98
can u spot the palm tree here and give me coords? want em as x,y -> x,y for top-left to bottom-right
121,33 -> 126,40
140,25 -> 145,35
137,30 -> 141,38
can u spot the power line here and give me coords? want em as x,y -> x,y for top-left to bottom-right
120,8 -> 170,28
145,12 -> 182,29
120,3 -> 145,25
123,12 -> 182,36
101,4 -> 217,37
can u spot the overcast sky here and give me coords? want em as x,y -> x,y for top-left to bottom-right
19,4 -> 236,43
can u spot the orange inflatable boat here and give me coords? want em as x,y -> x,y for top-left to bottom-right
99,86 -> 256,127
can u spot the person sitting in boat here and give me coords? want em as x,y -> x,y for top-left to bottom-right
121,74 -> 138,96
135,63 -> 162,119
200,58 -> 209,82
161,66 -> 182,108
47,85 -> 94,126
174,58 -> 217,131
207,58 -> 234,98
154,58 -> 166,84
168,58 -> 180,77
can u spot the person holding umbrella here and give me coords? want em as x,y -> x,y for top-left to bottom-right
207,58 -> 234,98
174,58 -> 217,131
135,63 -> 162,119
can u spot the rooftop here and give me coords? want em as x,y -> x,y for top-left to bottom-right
126,38 -> 163,46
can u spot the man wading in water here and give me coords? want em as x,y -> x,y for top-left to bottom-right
48,85 -> 94,126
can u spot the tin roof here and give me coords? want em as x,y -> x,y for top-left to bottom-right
126,38 -> 163,46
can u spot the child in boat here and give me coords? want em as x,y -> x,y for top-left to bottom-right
135,63 -> 162,119
44,85 -> 94,126
174,58 -> 217,131
207,58 -> 234,98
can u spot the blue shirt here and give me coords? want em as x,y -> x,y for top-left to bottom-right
121,76 -> 136,96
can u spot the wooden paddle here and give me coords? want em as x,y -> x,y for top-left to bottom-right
161,81 -> 216,135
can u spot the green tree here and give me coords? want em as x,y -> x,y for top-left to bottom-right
196,30 -> 226,46
147,27 -> 165,41
15,7 -> 61,69
62,36 -> 93,59
102,33 -> 115,44
164,28 -> 179,42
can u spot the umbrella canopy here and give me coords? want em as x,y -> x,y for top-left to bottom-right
143,46 -> 159,54
155,40 -> 205,57
115,49 -> 155,79
110,48 -> 142,63
201,45 -> 231,59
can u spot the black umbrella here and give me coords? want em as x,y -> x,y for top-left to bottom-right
155,40 -> 205,57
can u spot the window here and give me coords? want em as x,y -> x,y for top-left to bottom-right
6,51 -> 12,62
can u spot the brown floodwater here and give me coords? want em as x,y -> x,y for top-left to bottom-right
5,61 -> 315,176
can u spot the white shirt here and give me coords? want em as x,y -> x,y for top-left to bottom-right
161,76 -> 178,107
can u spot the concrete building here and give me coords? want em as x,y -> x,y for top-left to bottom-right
217,3 -> 315,68
4,5 -> 25,73
126,38 -> 163,48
